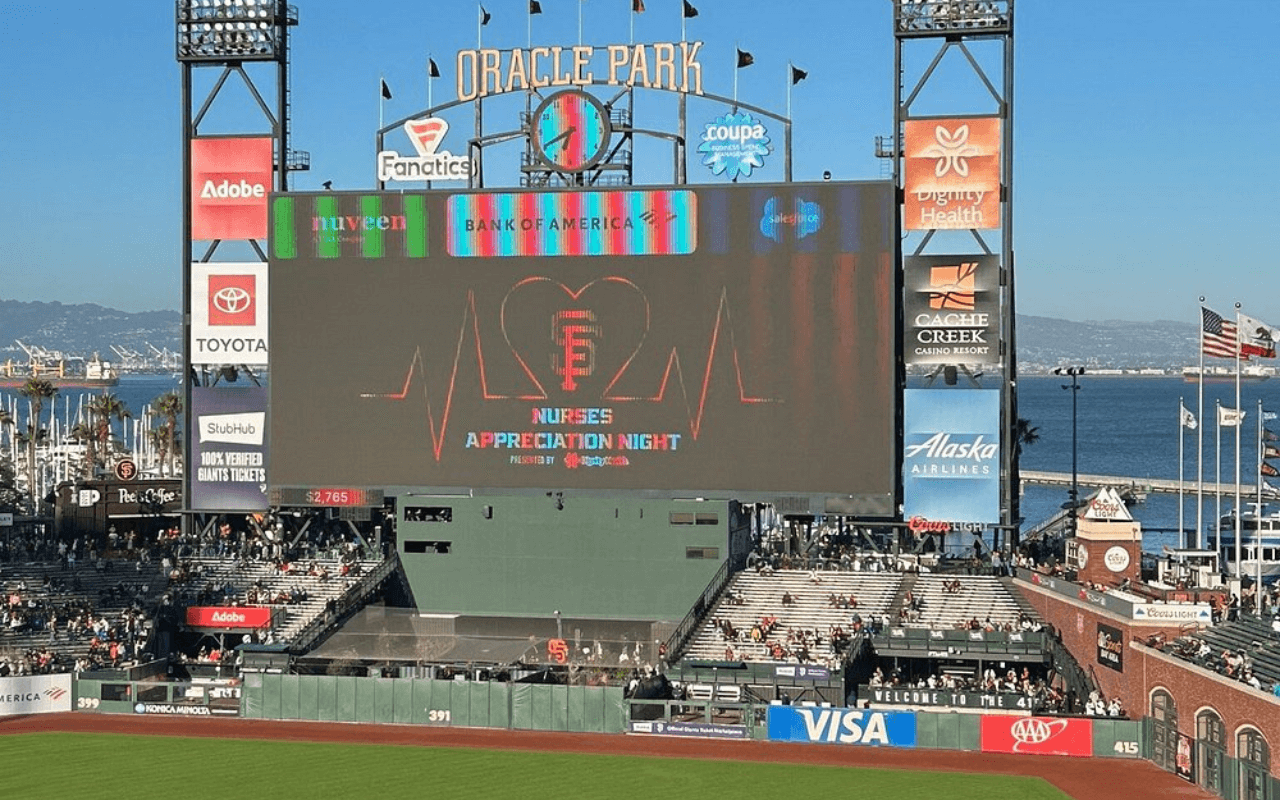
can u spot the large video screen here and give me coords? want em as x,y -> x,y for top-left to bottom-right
269,183 -> 896,509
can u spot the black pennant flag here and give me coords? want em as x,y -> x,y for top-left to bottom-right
632,0 -> 645,11
791,65 -> 808,85
737,48 -> 754,69
428,58 -> 440,79
480,5 -> 491,25
529,0 -> 542,14
380,78 -> 392,100
682,0 -> 698,19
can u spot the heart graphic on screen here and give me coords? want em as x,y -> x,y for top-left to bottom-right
500,276 -> 650,398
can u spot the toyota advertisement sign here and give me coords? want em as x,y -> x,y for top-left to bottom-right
191,136 -> 273,240
191,262 -> 269,365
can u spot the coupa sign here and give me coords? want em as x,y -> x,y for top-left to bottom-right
766,706 -> 917,747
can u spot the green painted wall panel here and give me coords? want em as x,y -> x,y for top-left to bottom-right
316,675 -> 337,722
489,683 -> 511,729
260,674 -> 283,720
354,677 -> 377,723
335,676 -> 358,722
393,679 -> 415,725
550,685 -> 569,732
511,684 -> 533,729
566,686 -> 586,732
957,713 -> 980,751
374,679 -> 396,724
279,675 -> 301,720
468,683 -> 492,728
296,675 -> 317,720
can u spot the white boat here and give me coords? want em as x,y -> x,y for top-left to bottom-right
1216,503 -> 1280,581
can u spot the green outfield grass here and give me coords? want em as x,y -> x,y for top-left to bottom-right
0,733 -> 1069,800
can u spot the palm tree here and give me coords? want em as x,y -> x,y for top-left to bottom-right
87,392 -> 131,477
1014,417 -> 1041,460
67,421 -> 96,480
151,391 -> 182,477
18,377 -> 57,506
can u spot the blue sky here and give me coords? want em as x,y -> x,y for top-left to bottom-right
1,1 -> 1276,324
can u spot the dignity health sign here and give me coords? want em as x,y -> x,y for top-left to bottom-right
902,389 -> 1000,525
767,706 -> 917,747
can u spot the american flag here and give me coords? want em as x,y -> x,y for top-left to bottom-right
1202,306 -> 1242,359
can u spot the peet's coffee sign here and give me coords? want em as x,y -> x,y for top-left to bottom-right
456,42 -> 704,101
1097,623 -> 1124,671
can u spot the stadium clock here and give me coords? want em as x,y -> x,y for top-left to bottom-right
531,90 -> 613,173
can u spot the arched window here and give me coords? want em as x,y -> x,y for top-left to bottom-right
1236,726 -> 1271,800
1196,708 -> 1225,791
1150,690 -> 1178,773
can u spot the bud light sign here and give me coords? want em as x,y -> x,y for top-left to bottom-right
903,389 -> 1000,525
767,706 -> 917,747
698,112 -> 771,181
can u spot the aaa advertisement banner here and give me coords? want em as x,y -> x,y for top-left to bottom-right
980,716 -> 1093,757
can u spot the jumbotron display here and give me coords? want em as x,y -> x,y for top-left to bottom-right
268,182 -> 895,509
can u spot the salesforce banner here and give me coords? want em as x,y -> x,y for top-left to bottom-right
902,389 -> 1000,525
767,705 -> 917,747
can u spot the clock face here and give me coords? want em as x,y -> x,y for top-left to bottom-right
532,90 -> 612,172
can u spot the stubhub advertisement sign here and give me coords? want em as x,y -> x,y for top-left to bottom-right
767,706 -> 917,747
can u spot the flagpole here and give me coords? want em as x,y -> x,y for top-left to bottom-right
733,44 -> 739,106
1235,303 -> 1243,577
427,56 -> 434,110
578,0 -> 583,46
529,2 -> 534,48
378,73 -> 383,133
1197,299 -> 1206,549
1216,399 -> 1223,555
478,4 -> 483,49
1179,397 -> 1185,543
786,61 -> 792,120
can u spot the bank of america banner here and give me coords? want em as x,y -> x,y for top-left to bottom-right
191,262 -> 269,366
766,705 -> 917,747
191,386 -> 269,512
903,255 -> 999,366
0,674 -> 72,716
903,389 -> 1000,525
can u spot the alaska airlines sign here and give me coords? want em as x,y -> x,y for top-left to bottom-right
457,42 -> 704,101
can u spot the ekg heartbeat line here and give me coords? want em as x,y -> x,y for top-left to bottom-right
359,284 -> 779,461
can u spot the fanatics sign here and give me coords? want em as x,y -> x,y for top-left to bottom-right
191,136 -> 273,240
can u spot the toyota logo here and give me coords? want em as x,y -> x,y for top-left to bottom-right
213,286 -> 252,314
1010,718 -> 1069,750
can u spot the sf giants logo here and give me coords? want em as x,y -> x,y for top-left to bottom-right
547,638 -> 569,664
552,309 -> 599,392
208,274 -> 256,326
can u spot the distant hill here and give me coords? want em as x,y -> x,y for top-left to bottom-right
0,299 -> 180,363
0,298 -> 1201,370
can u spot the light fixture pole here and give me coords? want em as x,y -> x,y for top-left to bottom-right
1054,367 -> 1085,537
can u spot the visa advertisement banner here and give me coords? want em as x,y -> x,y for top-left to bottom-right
191,386 -> 269,512
191,262 -> 269,366
903,254 -> 999,366
191,136 -> 273,240
767,706 -> 917,747
903,389 -> 1000,525
980,715 -> 1093,757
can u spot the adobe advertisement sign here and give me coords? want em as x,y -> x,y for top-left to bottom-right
191,262 -> 269,365
191,386 -> 269,512
980,716 -> 1093,757
185,606 -> 272,629
767,706 -> 917,747
1097,622 -> 1124,672
903,389 -> 1000,525
269,183 -> 896,510
903,117 -> 1000,230
191,136 -> 273,240
903,254 -> 999,365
